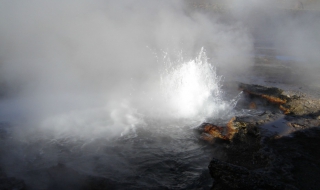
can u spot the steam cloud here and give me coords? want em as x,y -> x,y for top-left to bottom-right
1,0 -> 319,138
1,0 -> 320,188
223,0 -> 320,85
0,0 -> 253,138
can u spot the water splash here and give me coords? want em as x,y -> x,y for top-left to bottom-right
159,48 -> 232,121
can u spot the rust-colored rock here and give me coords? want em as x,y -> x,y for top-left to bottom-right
239,83 -> 320,115
249,102 -> 257,109
279,105 -> 291,115
201,117 -> 238,142
260,94 -> 287,104
285,97 -> 320,116
201,124 -> 228,141
201,83 -> 320,143
226,117 -> 237,140
203,124 -> 227,140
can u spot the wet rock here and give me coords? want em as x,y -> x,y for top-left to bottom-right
239,83 -> 320,115
268,127 -> 320,190
249,102 -> 257,109
201,112 -> 282,142
201,123 -> 227,141
204,84 -> 320,190
285,97 -> 320,115
200,117 -> 238,142
207,123 -> 320,190
202,83 -> 320,141
239,83 -> 285,99
209,158 -> 297,190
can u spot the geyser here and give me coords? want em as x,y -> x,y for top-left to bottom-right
0,0 -> 254,189
0,48 -> 240,189
160,48 -> 230,119
31,48 -> 235,140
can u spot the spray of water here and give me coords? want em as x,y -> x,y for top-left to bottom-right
159,48 -> 230,120
28,48 -> 236,140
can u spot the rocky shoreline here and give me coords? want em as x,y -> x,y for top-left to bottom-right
201,83 -> 320,190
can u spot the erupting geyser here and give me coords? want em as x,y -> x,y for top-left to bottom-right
0,49 -> 239,190
36,48 -> 235,139
160,48 -> 232,120
0,0 -> 254,189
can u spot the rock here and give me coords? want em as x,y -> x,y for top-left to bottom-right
207,124 -> 320,190
249,102 -> 257,109
200,112 -> 282,142
285,97 -> 320,115
239,83 -> 320,115
201,123 -> 227,141
238,83 -> 285,99
203,84 -> 320,190
200,117 -> 238,142
209,158 -> 297,190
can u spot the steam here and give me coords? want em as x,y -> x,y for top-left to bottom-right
223,0 -> 320,85
2,0 -> 319,188
1,0 -> 318,140
0,0 -> 253,139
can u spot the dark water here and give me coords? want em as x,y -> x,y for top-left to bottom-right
1,118 -> 215,190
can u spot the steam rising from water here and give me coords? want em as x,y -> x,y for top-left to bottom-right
0,1 -> 253,187
1,1 -> 320,188
0,1 -> 253,137
36,48 -> 234,139
1,48 -> 236,189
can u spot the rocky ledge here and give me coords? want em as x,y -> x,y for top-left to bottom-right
201,83 -> 320,190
